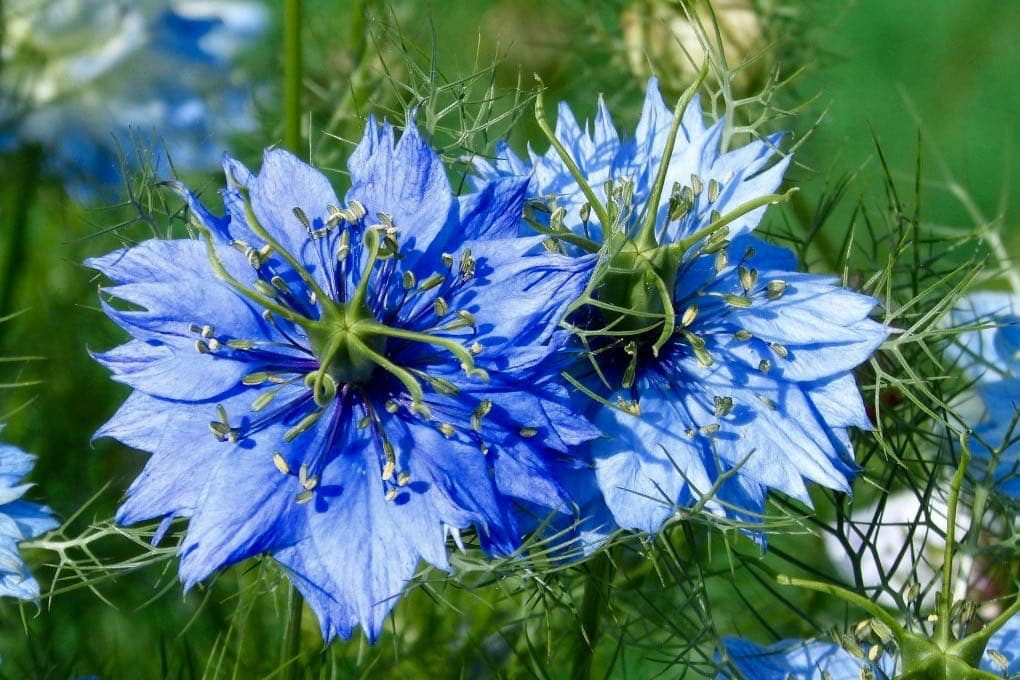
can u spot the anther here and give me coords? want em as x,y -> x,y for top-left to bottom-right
471,399 -> 492,432
690,174 -> 704,195
470,341 -> 483,355
272,451 -> 289,474
700,423 -> 720,436
714,250 -> 728,273
758,359 -> 771,373
769,342 -> 789,359
459,249 -> 476,279
357,415 -> 371,429
283,410 -> 324,442
385,400 -> 399,414
694,346 -> 714,368
336,230 -> 351,261
681,304 -> 698,327
724,295 -> 751,309
292,207 -> 312,233
403,271 -> 416,290
767,279 -> 787,299
348,200 -> 366,221
296,489 -> 314,504
439,423 -> 456,438
195,339 -> 211,354
707,179 -> 720,203
207,338 -> 221,351
418,274 -> 444,292
734,330 -> 752,341
201,325 -> 215,338
739,266 -> 758,292
251,389 -> 278,412
228,339 -> 254,350
385,487 -> 398,502
381,459 -> 395,482
441,253 -> 454,268
242,372 -> 269,386
713,396 -> 733,418
434,297 -> 448,317
519,427 -> 538,438
579,202 -> 591,224
397,471 -> 410,487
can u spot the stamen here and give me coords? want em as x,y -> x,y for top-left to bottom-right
272,451 -> 289,474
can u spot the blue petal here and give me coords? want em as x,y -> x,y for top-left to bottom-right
981,610 -> 1020,675
346,118 -> 455,273
718,637 -> 882,679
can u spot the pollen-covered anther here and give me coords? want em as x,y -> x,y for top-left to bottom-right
295,489 -> 314,505
699,423 -> 720,436
758,359 -> 771,373
470,341 -> 482,355
734,329 -> 752,341
439,423 -> 456,438
434,297 -> 448,317
384,487 -> 398,502
441,253 -> 454,268
381,459 -> 395,482
519,426 -> 538,438
272,451 -> 289,474
195,339 -> 212,354
396,471 -> 410,487
402,271 -> 416,290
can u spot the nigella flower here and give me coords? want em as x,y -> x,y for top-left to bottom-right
0,436 -> 57,600
1,0 -> 267,198
475,78 -> 889,536
90,119 -> 596,640
948,291 -> 1019,496
716,612 -> 1020,679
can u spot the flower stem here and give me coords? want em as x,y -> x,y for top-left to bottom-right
0,145 -> 42,320
281,583 -> 304,680
283,0 -> 303,154
937,431 -> 972,645
570,551 -> 613,680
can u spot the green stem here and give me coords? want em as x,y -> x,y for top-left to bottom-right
281,584 -> 304,680
0,145 -> 42,320
636,62 -> 708,250
775,574 -> 906,639
570,552 -> 613,680
284,0 -> 303,154
937,432 -> 971,645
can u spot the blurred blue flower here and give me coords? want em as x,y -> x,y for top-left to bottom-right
476,78 -> 888,538
1,0 -> 267,198
90,119 -> 597,641
0,437 -> 57,600
717,611 -> 1020,679
949,291 -> 1020,496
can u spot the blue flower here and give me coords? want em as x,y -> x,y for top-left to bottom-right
90,119 -> 597,641
949,291 -> 1020,496
0,437 -> 57,600
475,78 -> 889,537
1,0 -> 267,198
717,611 -> 1020,679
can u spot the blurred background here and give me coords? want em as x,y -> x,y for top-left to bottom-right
0,0 -> 1017,676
